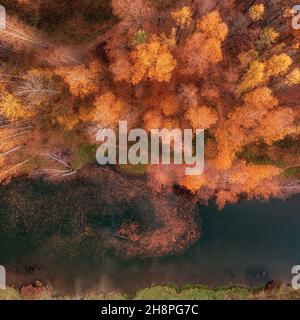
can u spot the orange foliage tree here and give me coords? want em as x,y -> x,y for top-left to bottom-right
180,11 -> 228,76
55,61 -> 101,98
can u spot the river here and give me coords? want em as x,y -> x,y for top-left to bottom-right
0,177 -> 299,294
70,196 -> 300,293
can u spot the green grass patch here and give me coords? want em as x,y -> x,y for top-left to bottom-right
83,293 -> 128,300
119,163 -> 148,175
284,167 -> 300,178
72,144 -> 98,170
133,285 -> 250,300
134,286 -> 180,300
237,145 -> 286,167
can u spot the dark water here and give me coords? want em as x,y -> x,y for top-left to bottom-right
65,196 -> 300,293
1,176 -> 300,293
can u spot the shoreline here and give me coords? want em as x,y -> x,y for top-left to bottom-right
1,281 -> 299,300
